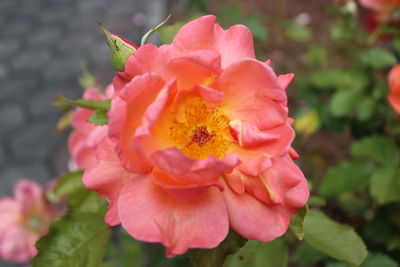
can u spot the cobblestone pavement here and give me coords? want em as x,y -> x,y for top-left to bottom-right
0,0 -> 165,265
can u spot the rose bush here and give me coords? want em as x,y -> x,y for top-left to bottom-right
0,180 -> 63,263
83,15 -> 309,257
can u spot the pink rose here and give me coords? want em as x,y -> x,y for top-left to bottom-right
388,64 -> 400,114
83,15 -> 309,257
0,180 -> 63,263
68,85 -> 114,170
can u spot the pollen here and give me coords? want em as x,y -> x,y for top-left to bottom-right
169,97 -> 231,159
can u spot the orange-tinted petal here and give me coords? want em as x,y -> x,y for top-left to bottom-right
108,73 -> 167,173
83,138 -> 136,226
388,64 -> 400,114
118,176 -> 229,257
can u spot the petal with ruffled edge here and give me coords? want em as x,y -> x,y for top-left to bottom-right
172,15 -> 255,69
222,180 -> 289,242
83,138 -> 136,226
118,176 -> 229,257
243,154 -> 305,206
166,50 -> 221,90
151,147 -> 238,187
226,146 -> 271,177
108,73 -> 169,173
217,59 -> 288,130
120,44 -> 174,90
285,176 -> 309,213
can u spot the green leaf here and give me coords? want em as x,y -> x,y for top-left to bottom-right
370,167 -> 400,204
54,171 -> 104,213
361,252 -> 399,267
289,205 -> 308,240
311,69 -> 366,91
359,48 -> 396,69
308,196 -> 327,206
351,136 -> 400,167
104,233 -> 144,267
319,161 -> 374,197
304,210 -> 367,266
87,110 -> 109,125
99,23 -> 136,71
301,44 -> 328,68
338,193 -> 369,214
294,242 -> 328,265
33,213 -> 111,267
329,89 -> 362,117
356,97 -> 375,121
283,20 -> 311,42
53,94 -> 111,112
225,238 -> 287,267
188,230 -> 247,267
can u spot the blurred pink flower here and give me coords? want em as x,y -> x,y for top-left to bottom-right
388,64 -> 400,114
68,85 -> 114,170
84,15 -> 309,257
0,180 -> 63,263
360,0 -> 400,24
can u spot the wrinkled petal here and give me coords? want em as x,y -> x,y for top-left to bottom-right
227,146 -> 272,177
217,59 -> 288,129
118,176 -> 229,257
229,120 -> 279,147
151,147 -> 238,187
124,44 -> 173,83
229,120 -> 295,157
109,73 -> 167,173
172,15 -> 255,68
223,181 -> 289,242
83,138 -> 136,226
285,176 -> 309,213
260,155 -> 305,204
167,50 -> 221,89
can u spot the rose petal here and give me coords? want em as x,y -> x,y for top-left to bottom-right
83,138 -> 136,226
108,73 -> 167,173
118,176 -> 229,257
223,182 -> 289,242
151,147 -> 238,187
218,59 -> 288,129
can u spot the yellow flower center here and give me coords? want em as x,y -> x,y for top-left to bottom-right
169,97 -> 231,159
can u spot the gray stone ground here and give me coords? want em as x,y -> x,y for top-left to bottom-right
0,0 -> 166,266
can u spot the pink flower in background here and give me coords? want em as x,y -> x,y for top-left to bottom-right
84,15 -> 308,257
388,64 -> 400,114
359,0 -> 400,25
0,180 -> 63,263
68,85 -> 114,170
